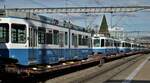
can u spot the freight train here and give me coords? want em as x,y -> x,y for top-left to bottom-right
0,12 -> 148,66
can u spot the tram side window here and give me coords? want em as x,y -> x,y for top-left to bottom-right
46,30 -> 52,44
110,40 -> 114,47
82,36 -> 85,45
134,45 -> 136,48
65,32 -> 68,45
93,39 -> 100,47
122,43 -> 125,47
127,43 -> 129,47
88,37 -> 91,47
125,43 -> 127,47
53,30 -> 59,45
59,32 -> 64,47
101,39 -> 104,47
78,34 -> 82,45
82,36 -> 88,46
38,28 -> 45,44
124,43 -> 128,47
118,42 -> 121,47
105,40 -> 109,47
11,24 -> 26,43
72,33 -> 74,45
0,23 -> 9,43
114,41 -> 119,47
72,33 -> 77,46
128,43 -> 130,47
114,41 -> 117,47
128,43 -> 131,48
85,36 -> 88,46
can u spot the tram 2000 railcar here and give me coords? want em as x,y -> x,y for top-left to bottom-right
119,41 -> 131,53
92,34 -> 117,56
70,29 -> 92,60
0,14 -> 92,65
92,34 -> 136,56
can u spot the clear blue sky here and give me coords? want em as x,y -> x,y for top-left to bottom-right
0,0 -> 150,31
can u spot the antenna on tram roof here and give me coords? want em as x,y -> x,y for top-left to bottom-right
0,0 -> 6,16
0,0 -> 5,9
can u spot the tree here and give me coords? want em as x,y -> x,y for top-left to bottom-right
99,15 -> 110,37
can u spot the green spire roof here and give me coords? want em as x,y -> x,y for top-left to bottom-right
99,15 -> 110,37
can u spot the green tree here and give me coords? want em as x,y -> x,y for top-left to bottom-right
99,15 -> 110,37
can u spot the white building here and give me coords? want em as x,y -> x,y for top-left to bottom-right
109,27 -> 125,40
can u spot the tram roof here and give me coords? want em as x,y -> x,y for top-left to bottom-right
0,11 -> 92,33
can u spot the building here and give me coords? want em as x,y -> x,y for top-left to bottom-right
109,27 -> 124,40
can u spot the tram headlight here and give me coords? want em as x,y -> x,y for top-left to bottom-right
47,65 -> 51,68
32,67 -> 37,70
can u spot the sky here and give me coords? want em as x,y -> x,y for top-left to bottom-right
0,0 -> 150,31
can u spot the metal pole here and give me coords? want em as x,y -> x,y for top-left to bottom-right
110,12 -> 113,29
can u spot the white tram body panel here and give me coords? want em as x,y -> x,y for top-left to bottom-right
0,16 -> 92,65
92,34 -> 116,56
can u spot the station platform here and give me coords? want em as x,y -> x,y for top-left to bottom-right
107,54 -> 150,83
45,54 -> 150,83
128,55 -> 150,82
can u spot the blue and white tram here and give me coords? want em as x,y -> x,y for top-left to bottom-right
119,41 -> 131,53
0,14 -> 92,65
131,43 -> 136,52
70,29 -> 92,60
0,17 -> 30,65
92,34 -> 116,56
114,39 -> 121,54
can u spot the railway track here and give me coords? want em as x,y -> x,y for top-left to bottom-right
46,53 -> 146,83
70,54 -> 146,83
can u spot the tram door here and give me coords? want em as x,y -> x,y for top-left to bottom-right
59,31 -> 64,60
28,27 -> 37,64
71,33 -> 78,59
59,31 -> 64,47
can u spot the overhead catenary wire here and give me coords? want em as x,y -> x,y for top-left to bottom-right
29,0 -> 49,8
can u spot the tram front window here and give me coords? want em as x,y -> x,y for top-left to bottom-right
93,39 -> 100,47
0,23 -> 9,43
11,24 -> 26,43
